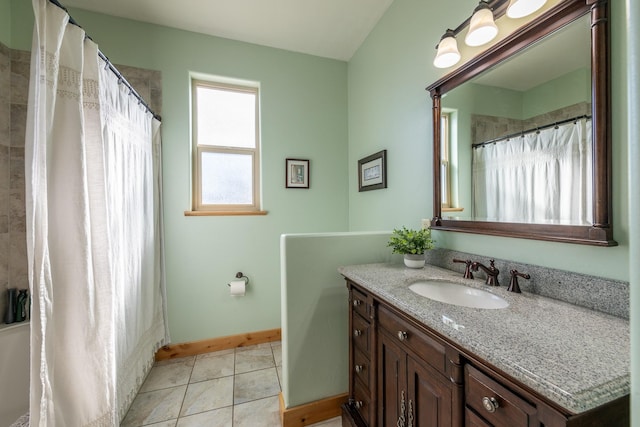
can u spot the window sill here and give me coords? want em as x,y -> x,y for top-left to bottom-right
184,210 -> 268,217
442,207 -> 464,212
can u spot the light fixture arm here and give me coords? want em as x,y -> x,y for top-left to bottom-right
473,0 -> 493,13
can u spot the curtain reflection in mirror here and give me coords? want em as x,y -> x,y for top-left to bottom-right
472,117 -> 592,224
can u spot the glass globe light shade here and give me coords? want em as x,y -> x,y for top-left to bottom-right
506,0 -> 547,19
465,4 -> 498,47
433,33 -> 461,68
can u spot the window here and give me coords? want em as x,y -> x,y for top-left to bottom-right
190,79 -> 263,214
441,113 -> 451,208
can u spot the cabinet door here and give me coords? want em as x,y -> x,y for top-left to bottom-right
407,355 -> 454,427
378,331 -> 407,426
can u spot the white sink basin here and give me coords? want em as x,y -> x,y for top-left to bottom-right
409,281 -> 509,309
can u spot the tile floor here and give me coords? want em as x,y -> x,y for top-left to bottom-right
121,341 -> 342,427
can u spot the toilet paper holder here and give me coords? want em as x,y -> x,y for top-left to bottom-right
228,272 -> 249,287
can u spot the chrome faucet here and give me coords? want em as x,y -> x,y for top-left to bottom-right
471,259 -> 499,286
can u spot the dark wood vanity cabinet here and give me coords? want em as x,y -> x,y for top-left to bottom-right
342,280 -> 629,427
344,281 -> 463,427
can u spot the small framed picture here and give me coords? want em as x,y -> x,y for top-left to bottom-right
358,150 -> 387,192
286,158 -> 310,189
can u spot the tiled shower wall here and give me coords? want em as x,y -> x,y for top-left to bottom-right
116,64 -> 162,118
471,101 -> 592,145
0,44 -> 28,322
0,43 -> 8,321
0,41 -> 161,323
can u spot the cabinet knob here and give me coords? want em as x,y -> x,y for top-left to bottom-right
482,396 -> 499,413
355,364 -> 363,373
353,329 -> 362,337
353,299 -> 362,307
354,400 -> 363,409
397,331 -> 408,341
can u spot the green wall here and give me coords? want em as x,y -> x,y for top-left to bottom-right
468,84 -> 524,119
444,67 -> 590,123
348,0 -> 629,282
280,232 -> 392,407
9,1 -> 349,343
523,67 -> 591,118
0,0 -> 10,46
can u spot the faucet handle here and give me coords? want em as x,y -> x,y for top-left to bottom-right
452,258 -> 474,279
487,260 -> 499,286
508,269 -> 530,293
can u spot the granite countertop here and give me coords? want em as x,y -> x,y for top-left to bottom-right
338,262 -> 630,414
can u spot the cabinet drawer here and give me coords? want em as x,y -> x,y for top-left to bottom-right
353,377 -> 372,425
465,407 -> 491,427
351,287 -> 368,319
353,346 -> 371,389
378,304 -> 446,373
465,364 -> 537,427
352,312 -> 370,353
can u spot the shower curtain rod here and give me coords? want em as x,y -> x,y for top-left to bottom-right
472,114 -> 591,148
47,0 -> 162,122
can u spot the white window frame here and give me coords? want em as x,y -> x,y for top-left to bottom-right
441,113 -> 451,208
190,79 -> 263,215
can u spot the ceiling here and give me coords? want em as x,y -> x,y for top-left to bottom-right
63,0 -> 395,61
472,14 -> 590,92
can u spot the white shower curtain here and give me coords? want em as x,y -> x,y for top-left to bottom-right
472,118 -> 592,224
25,1 -> 169,425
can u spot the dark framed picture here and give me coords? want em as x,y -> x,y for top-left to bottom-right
358,150 -> 387,192
286,158 -> 310,188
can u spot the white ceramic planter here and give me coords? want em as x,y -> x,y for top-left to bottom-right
403,254 -> 425,269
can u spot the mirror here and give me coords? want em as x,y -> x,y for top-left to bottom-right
427,0 -> 615,246
444,15 -> 591,224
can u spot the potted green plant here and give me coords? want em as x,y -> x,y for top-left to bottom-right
387,226 -> 435,268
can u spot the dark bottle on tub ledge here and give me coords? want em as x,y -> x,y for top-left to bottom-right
16,289 -> 28,322
4,287 -> 17,324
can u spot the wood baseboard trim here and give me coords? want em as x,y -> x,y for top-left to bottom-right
155,328 -> 281,361
279,392 -> 349,427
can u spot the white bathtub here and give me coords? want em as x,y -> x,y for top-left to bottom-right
0,322 -> 29,427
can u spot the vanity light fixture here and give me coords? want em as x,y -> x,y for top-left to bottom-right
465,1 -> 499,47
506,0 -> 547,19
433,30 -> 462,69
433,0 -> 550,68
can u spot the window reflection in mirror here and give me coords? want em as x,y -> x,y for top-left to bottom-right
441,14 -> 591,225
441,113 -> 450,208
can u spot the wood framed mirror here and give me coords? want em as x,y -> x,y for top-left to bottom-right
427,0 -> 615,246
